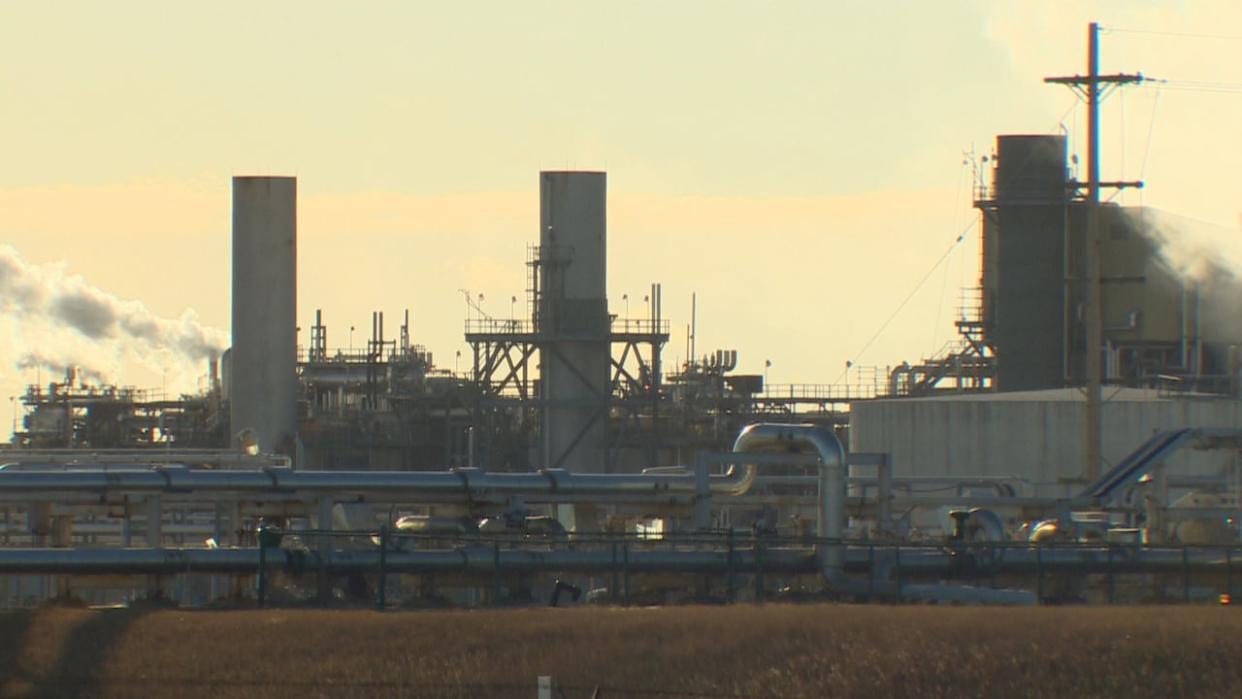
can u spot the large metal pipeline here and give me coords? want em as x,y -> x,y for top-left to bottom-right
730,424 -> 846,580
840,544 -> 1242,578
0,545 -> 816,576
0,466 -> 742,507
0,544 -> 1233,580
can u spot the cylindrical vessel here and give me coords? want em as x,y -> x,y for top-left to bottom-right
231,176 -> 298,457
538,171 -> 609,473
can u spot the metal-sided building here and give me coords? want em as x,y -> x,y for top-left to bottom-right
849,388 -> 1242,496
977,134 -> 1242,393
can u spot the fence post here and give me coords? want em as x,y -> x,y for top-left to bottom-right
1228,548 -> 1234,600
610,539 -> 619,604
753,537 -> 764,604
622,541 -> 630,606
492,541 -> 502,606
1035,543 -> 1043,604
1182,546 -> 1191,604
894,544 -> 902,600
376,525 -> 388,610
1106,545 -> 1115,605
867,545 -> 875,600
257,524 -> 267,609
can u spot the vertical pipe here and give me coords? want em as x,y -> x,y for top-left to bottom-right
145,497 -> 162,548
1181,281 -> 1190,370
877,455 -> 892,536
690,293 -> 697,367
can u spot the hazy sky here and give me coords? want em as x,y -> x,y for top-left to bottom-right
1,1 -> 1240,432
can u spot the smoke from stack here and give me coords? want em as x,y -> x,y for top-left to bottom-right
0,244 -> 226,393
1129,208 -> 1242,345
1132,208 -> 1242,282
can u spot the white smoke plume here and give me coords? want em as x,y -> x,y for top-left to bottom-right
0,244 -> 227,394
1128,208 -> 1242,345
1133,209 -> 1242,283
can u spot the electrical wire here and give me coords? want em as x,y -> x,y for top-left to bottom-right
1147,79 -> 1242,95
930,161 -> 970,355
1105,26 -> 1242,41
834,220 -> 977,384
1138,87 -> 1162,183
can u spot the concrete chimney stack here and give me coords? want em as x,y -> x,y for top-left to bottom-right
230,176 -> 297,457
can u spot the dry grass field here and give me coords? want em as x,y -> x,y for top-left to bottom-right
0,604 -> 1238,698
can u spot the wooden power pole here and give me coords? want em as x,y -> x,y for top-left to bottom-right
1045,22 -> 1143,482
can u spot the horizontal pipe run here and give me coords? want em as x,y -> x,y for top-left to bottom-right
0,548 -> 263,575
0,467 -> 715,506
0,546 -> 818,576
0,544 -> 1234,579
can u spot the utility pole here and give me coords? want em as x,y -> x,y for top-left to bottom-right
1045,22 -> 1143,482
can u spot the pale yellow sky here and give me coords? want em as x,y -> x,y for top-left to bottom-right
1,1 -> 1240,425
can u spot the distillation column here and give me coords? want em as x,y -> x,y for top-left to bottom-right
230,176 -> 298,457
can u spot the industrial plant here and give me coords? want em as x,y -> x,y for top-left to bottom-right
1,23 -> 1241,610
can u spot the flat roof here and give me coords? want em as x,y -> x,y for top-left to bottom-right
867,387 -> 1221,404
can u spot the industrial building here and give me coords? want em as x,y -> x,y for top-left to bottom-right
976,134 -> 1242,392
849,132 -> 1242,491
2,24 -> 1242,608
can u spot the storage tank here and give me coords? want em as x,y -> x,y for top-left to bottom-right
230,176 -> 298,457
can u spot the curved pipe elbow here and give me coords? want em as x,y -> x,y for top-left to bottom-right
717,423 -> 845,497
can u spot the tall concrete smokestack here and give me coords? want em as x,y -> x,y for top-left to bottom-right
538,171 -> 609,474
230,176 -> 297,457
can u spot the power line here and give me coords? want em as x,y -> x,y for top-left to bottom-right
1152,81 -> 1242,95
1138,87 -> 1162,182
835,221 -> 976,384
1105,26 -> 1242,41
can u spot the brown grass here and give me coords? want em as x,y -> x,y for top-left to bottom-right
0,604 -> 1239,698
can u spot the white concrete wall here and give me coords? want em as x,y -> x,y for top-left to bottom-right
849,390 -> 1242,497
230,176 -> 297,456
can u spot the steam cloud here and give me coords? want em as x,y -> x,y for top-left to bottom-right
1129,208 -> 1242,345
0,244 -> 227,394
1134,209 -> 1242,282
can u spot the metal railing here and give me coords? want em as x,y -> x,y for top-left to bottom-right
465,317 -> 671,336
245,527 -> 1242,610
759,383 -> 878,402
